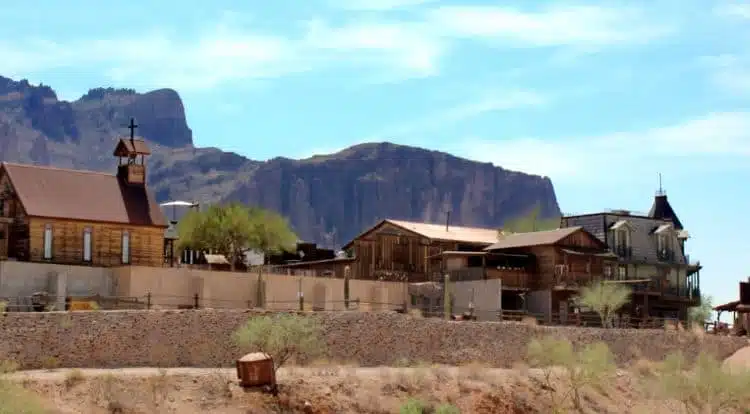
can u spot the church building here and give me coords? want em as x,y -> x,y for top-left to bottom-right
0,118 -> 168,267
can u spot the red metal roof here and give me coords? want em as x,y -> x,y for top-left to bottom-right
1,162 -> 167,227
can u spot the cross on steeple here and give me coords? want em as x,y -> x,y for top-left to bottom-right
127,117 -> 138,141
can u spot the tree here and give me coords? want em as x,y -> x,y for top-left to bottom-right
177,203 -> 297,271
687,294 -> 713,328
526,337 -> 616,412
233,313 -> 325,372
500,204 -> 559,234
576,281 -> 632,328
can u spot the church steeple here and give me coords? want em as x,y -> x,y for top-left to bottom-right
113,117 -> 151,186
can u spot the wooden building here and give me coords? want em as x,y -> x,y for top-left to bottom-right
341,219 -> 501,282
560,191 -> 701,322
0,122 -> 168,267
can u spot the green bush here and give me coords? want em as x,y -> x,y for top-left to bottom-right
399,398 -> 428,414
233,313 -> 325,371
527,337 -> 615,412
654,351 -> 750,413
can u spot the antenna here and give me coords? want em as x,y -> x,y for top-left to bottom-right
445,210 -> 451,231
656,173 -> 665,196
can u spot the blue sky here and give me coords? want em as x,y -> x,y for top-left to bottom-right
1,0 -> 749,311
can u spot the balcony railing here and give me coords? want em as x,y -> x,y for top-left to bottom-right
631,280 -> 700,299
442,267 -> 529,289
656,249 -> 675,262
614,245 -> 632,259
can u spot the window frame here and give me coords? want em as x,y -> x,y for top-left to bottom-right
83,227 -> 93,262
121,230 -> 131,264
43,224 -> 53,260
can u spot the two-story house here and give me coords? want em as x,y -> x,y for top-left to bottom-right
560,191 -> 701,322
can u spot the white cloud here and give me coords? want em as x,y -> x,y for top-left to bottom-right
369,90 -> 549,140
452,112 -> 750,182
0,26 -> 302,91
700,54 -> 750,94
714,3 -> 750,19
0,4 -> 677,90
330,0 -> 437,11
302,19 -> 444,78
427,5 -> 674,47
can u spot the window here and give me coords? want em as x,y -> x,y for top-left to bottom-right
614,229 -> 630,248
603,265 -> 613,279
617,265 -> 627,280
121,231 -> 130,264
0,200 -> 4,217
43,224 -> 53,260
83,228 -> 92,262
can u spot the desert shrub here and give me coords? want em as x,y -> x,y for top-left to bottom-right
434,403 -> 460,414
40,356 -> 59,371
0,301 -> 7,313
233,313 -> 325,371
0,360 -> 19,374
0,380 -> 51,414
64,369 -> 85,389
400,398 -> 428,414
576,281 -> 631,328
653,351 -> 750,414
526,337 -> 615,412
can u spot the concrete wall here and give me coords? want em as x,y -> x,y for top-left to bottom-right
0,310 -> 745,370
0,261 -> 113,310
452,279 -> 502,321
0,261 -> 407,311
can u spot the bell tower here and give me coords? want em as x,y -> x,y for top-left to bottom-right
113,117 -> 150,186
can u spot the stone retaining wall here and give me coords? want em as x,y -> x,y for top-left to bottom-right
0,310 -> 746,369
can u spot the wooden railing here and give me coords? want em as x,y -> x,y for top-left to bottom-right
486,268 -> 528,289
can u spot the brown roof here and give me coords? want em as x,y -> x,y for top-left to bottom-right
1,162 -> 167,227
386,219 -> 501,244
113,138 -> 151,156
484,227 -> 582,250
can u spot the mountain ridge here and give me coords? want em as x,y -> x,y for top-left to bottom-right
0,75 -> 561,246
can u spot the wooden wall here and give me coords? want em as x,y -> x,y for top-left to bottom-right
27,218 -> 165,267
351,222 -> 465,282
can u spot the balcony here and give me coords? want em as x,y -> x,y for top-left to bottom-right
656,248 -> 675,262
444,267 -> 529,289
631,279 -> 700,300
614,245 -> 632,259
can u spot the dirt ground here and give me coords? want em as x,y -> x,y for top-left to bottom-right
3,345 -> 750,414
0,364 -> 692,414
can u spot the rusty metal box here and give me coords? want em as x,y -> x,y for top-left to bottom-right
236,352 -> 275,388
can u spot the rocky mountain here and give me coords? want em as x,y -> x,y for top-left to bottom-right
0,76 -> 561,246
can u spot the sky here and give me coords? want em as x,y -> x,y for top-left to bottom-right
0,0 -> 748,312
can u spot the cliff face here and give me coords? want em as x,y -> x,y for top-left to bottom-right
0,76 -> 561,246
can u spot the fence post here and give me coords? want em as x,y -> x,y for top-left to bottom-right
443,273 -> 451,320
343,266 -> 350,310
146,292 -> 152,310
298,277 -> 304,311
193,293 -> 199,309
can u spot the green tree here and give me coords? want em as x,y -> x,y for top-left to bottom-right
500,204 -> 559,234
177,203 -> 297,271
576,281 -> 632,328
687,294 -> 713,328
233,313 -> 325,372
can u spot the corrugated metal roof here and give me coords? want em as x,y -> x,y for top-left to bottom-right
2,162 -> 167,227
387,219 -> 500,244
484,226 -> 582,250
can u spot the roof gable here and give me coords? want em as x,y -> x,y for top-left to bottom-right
484,226 -> 590,251
342,218 -> 501,249
113,138 -> 151,157
1,162 -> 166,227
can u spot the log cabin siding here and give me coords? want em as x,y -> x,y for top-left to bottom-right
27,218 -> 164,267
